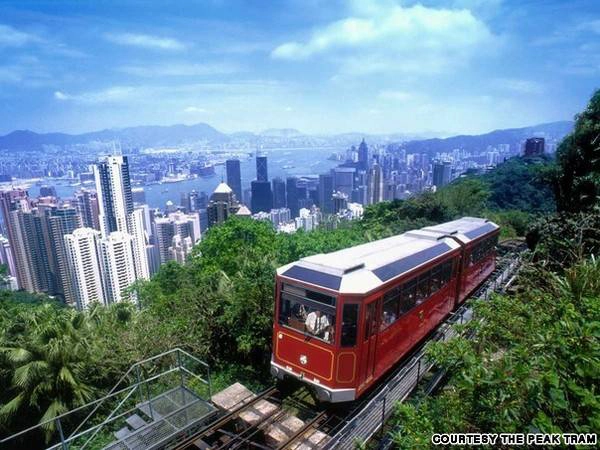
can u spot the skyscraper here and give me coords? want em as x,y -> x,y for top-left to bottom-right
75,189 -> 100,230
250,180 -> 273,213
94,155 -> 149,284
207,182 -> 240,227
94,155 -> 134,236
46,206 -> 82,304
65,228 -> 105,309
433,161 -> 452,188
99,231 -> 136,304
367,163 -> 384,205
524,137 -> 545,157
358,139 -> 369,170
226,159 -> 243,202
256,155 -> 268,182
318,173 -> 334,214
0,189 -> 30,289
286,177 -> 299,218
272,177 -> 286,209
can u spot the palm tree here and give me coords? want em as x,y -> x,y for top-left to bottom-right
0,303 -> 95,442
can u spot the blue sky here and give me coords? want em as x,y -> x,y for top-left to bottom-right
0,0 -> 598,136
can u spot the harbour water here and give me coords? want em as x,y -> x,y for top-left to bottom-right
30,147 -> 342,209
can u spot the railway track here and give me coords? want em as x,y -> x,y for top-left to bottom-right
172,244 -> 525,450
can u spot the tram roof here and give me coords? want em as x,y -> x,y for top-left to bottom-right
279,227 -> 463,295
278,217 -> 499,295
421,217 -> 499,243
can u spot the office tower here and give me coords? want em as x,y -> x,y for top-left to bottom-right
129,208 -> 150,280
94,155 -> 134,236
251,180 -> 273,214
318,173 -> 335,214
332,192 -> 349,214
75,189 -> 100,230
243,188 -> 252,207
168,235 -> 194,264
272,177 -> 286,209
226,159 -> 243,201
524,137 -> 545,156
207,182 -> 240,227
286,177 -> 299,218
46,206 -> 82,304
358,139 -> 369,170
367,163 -> 384,205
384,182 -> 397,201
39,186 -> 57,197
65,228 -> 105,309
256,155 -> 268,182
99,231 -> 136,304
433,161 -> 452,188
132,187 -> 146,204
333,167 -> 355,197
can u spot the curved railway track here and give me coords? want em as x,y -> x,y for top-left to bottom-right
172,243 -> 525,450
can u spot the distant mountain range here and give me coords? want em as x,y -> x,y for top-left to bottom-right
402,121 -> 573,153
0,120 -> 573,152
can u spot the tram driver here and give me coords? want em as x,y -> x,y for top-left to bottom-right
305,309 -> 332,341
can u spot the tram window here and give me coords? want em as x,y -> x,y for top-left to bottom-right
416,271 -> 430,305
430,266 -> 441,293
341,304 -> 359,347
382,287 -> 400,328
441,261 -> 453,284
400,279 -> 417,314
279,290 -> 336,344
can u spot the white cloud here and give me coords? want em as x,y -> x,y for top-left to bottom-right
118,62 -> 238,77
492,78 -> 544,94
0,24 -> 42,47
104,32 -> 186,51
271,2 -> 495,75
54,91 -> 69,100
378,90 -> 413,101
183,106 -> 208,113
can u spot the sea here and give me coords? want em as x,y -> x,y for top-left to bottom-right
29,147 -> 342,210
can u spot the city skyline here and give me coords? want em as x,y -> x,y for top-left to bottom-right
1,0 -> 598,136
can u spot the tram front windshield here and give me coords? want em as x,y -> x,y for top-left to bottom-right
278,283 -> 336,344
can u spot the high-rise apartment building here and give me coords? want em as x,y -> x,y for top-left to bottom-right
94,155 -> 134,236
75,189 -> 100,230
226,159 -> 243,202
65,228 -> 104,309
99,231 -> 137,304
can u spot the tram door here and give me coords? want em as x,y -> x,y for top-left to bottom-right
360,298 -> 381,387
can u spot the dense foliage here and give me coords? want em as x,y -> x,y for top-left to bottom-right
391,256 -> 600,448
553,89 -> 600,213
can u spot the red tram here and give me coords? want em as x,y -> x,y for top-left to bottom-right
270,217 -> 500,402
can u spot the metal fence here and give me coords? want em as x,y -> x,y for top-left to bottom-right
0,348 -> 213,450
324,257 -> 522,449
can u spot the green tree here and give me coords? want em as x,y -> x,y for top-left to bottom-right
554,89 -> 600,212
0,304 -> 95,442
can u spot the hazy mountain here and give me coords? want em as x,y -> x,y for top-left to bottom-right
0,120 -> 573,152
259,128 -> 304,137
0,123 -> 228,151
401,121 -> 573,154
